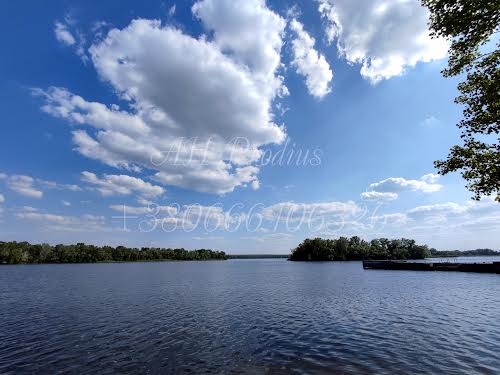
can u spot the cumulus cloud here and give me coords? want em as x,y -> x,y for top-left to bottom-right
54,21 -> 76,46
408,202 -> 469,217
289,19 -> 333,98
367,173 -> 443,197
361,191 -> 398,202
54,19 -> 89,62
38,179 -> 81,192
317,0 -> 448,83
0,172 -> 82,199
109,204 -> 178,215
81,171 -> 165,198
6,175 -> 43,199
261,201 -> 361,222
39,1 -> 288,194
420,173 -> 440,184
15,206 -> 108,233
192,0 -> 286,87
250,179 -> 260,190
372,198 -> 500,239
17,210 -> 70,224
306,197 -> 500,249
109,203 -> 247,232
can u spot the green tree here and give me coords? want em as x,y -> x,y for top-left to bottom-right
422,0 -> 500,201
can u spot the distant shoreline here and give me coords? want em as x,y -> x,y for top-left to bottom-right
0,241 -> 227,265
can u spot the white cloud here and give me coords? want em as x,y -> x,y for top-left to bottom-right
371,213 -> 410,226
0,172 -> 82,199
6,175 -> 43,199
250,179 -> 260,190
420,115 -> 441,127
368,199 -> 500,245
261,201 -> 361,222
17,210 -> 69,224
62,200 -> 71,207
54,21 -> 76,46
0,194 -> 4,203
420,173 -> 440,184
15,206 -> 108,233
38,179 -> 82,191
192,236 -> 224,241
110,203 -> 247,232
168,4 -> 176,16
408,202 -> 469,217
241,233 -> 294,242
360,191 -> 398,202
54,20 -> 89,62
368,174 -> 443,195
317,0 -> 448,83
290,19 -> 332,98
39,2 -> 288,194
192,0 -> 286,86
81,171 -> 165,198
109,204 -> 178,215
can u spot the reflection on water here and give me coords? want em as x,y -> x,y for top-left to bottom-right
1,259 -> 499,374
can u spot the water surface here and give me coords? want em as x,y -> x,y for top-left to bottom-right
1,259 -> 499,374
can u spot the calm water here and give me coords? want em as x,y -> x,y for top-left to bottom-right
1,259 -> 499,374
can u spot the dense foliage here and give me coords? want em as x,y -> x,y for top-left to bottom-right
430,248 -> 500,257
422,0 -> 500,201
289,237 -> 432,261
0,241 -> 227,264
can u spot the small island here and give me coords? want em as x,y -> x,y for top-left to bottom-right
289,237 -> 500,273
0,241 -> 227,264
289,237 -> 432,261
288,237 -> 500,262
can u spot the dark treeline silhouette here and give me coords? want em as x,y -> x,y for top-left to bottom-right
289,237 -> 431,261
430,248 -> 500,257
0,241 -> 227,264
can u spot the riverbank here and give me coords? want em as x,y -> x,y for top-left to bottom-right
0,241 -> 227,264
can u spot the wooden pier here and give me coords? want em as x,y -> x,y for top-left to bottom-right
363,260 -> 500,274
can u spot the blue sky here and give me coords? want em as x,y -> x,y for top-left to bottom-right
0,0 -> 498,253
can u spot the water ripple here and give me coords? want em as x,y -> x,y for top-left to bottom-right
0,260 -> 499,374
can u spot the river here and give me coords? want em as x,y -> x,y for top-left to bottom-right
1,259 -> 499,374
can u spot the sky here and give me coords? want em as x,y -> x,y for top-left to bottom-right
0,0 -> 498,253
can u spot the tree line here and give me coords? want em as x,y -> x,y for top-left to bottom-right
0,241 -> 227,264
289,237 -> 432,261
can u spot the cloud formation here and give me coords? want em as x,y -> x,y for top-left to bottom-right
0,172 -> 81,199
367,174 -> 442,195
261,201 -> 361,222
289,19 -> 333,98
6,175 -> 43,199
81,171 -> 165,198
361,191 -> 398,202
15,206 -> 107,233
40,0 -> 289,194
317,0 -> 448,83
54,21 -> 76,46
